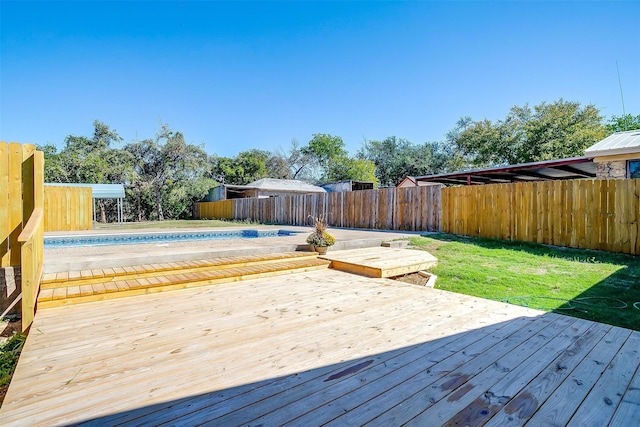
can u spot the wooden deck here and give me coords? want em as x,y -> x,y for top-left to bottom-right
321,247 -> 438,278
37,252 -> 330,307
1,269 -> 639,426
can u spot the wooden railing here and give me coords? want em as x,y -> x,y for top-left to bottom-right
17,208 -> 44,331
2,141 -> 45,330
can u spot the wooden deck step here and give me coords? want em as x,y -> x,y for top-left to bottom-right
41,251 -> 319,289
320,247 -> 438,278
37,253 -> 329,308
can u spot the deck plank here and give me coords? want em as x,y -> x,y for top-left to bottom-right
321,247 -> 437,277
339,314 -> 574,426
482,321 -> 611,426
524,325 -> 632,426
262,317 -> 539,427
1,269 -> 638,426
567,331 -> 640,426
609,357 -> 640,426
104,293 -> 511,426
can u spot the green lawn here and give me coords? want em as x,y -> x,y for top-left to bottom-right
410,234 -> 640,331
0,333 -> 25,386
94,219 -> 257,230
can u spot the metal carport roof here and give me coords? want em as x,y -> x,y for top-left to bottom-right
411,156 -> 596,186
45,183 -> 125,198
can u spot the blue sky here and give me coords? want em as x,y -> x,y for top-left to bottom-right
1,1 -> 639,158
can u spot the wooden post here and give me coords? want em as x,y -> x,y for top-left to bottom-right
22,144 -> 36,222
8,143 -> 23,266
20,241 -> 35,331
0,142 -> 9,267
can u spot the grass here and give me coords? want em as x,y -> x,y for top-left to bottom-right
410,233 -> 640,331
0,333 -> 26,404
94,218 -> 261,230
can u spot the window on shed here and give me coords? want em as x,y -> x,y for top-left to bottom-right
629,160 -> 640,179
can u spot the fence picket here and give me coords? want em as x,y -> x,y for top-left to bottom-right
442,179 -> 640,255
42,186 -> 92,231
196,186 -> 442,233
195,179 -> 640,255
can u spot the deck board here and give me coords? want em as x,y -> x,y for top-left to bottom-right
320,247 -> 438,277
1,269 -> 638,426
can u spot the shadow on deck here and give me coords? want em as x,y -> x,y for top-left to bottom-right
0,270 -> 638,425
73,314 -> 638,426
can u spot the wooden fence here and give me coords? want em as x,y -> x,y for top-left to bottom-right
44,185 -> 93,231
195,179 -> 640,255
194,186 -> 443,232
194,199 -> 233,221
1,141 -> 44,331
442,179 -> 640,255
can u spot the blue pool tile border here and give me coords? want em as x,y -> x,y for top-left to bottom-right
45,229 -> 301,248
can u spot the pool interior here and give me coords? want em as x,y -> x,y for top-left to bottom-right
45,229 -> 302,248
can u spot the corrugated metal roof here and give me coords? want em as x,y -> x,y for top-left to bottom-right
45,183 -> 125,198
412,156 -> 596,185
584,130 -> 640,157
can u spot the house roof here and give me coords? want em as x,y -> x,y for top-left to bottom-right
397,176 -> 418,186
225,178 -> 326,193
413,156 -> 596,186
45,183 -> 125,198
584,130 -> 640,157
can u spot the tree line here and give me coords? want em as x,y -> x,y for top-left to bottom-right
39,98 -> 639,222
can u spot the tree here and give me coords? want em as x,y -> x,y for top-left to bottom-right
302,134 -> 347,167
37,143 -> 68,183
40,120 -> 134,222
326,155 -> 379,186
302,134 -> 347,180
56,120 -> 125,184
211,149 -> 270,185
265,154 -> 292,180
450,99 -> 607,167
211,157 -> 243,184
125,124 -> 212,221
358,137 -> 451,187
275,139 -> 319,181
606,114 -> 640,133
235,149 -> 270,184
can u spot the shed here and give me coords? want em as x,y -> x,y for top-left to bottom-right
45,183 -> 125,223
584,130 -> 640,179
204,178 -> 326,202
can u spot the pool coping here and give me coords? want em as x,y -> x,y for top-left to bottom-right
43,226 -> 423,274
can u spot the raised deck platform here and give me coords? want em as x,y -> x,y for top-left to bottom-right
321,247 -> 438,278
1,269 -> 638,425
36,247 -> 438,307
38,252 -> 329,307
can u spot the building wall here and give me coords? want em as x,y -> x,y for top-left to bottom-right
595,160 -> 628,179
204,186 -> 226,202
322,182 -> 353,192
594,153 -> 640,179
